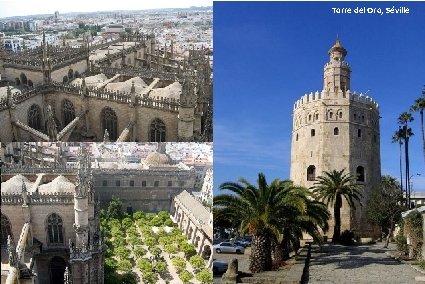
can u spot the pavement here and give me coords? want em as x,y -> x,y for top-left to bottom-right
307,242 -> 425,284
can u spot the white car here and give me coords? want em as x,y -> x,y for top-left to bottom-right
213,242 -> 245,254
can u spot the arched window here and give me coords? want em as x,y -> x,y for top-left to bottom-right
68,69 -> 74,80
307,165 -> 316,181
315,113 -> 319,120
47,213 -> 64,244
339,112 -> 343,119
311,129 -> 315,137
62,99 -> 75,126
28,104 -> 42,131
102,107 -> 118,141
74,71 -> 79,78
150,118 -> 166,142
329,112 -> 333,119
308,114 -> 312,122
1,214 -> 12,246
358,129 -> 362,137
356,166 -> 365,182
296,133 -> 299,141
28,80 -> 33,87
20,73 -> 27,85
334,127 -> 339,135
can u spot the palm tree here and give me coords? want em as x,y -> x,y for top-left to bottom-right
271,185 -> 329,262
214,173 -> 286,272
410,89 -> 425,163
392,128 -> 404,194
311,169 -> 363,243
398,112 -> 414,208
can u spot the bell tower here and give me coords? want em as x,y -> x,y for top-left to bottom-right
323,37 -> 351,93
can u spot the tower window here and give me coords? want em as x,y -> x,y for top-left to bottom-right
315,113 -> 319,120
334,127 -> 339,135
356,166 -> 365,182
311,129 -> 316,137
116,180 -> 120,187
329,112 -> 333,119
296,133 -> 299,141
358,129 -> 362,137
154,181 -> 159,187
309,114 -> 312,121
354,113 -> 357,120
373,135 -> 377,143
130,180 -> 134,187
307,165 -> 316,181
361,115 -> 365,122
339,112 -> 342,119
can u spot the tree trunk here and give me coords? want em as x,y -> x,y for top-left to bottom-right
333,194 -> 342,243
384,217 -> 395,248
249,233 -> 272,273
405,136 -> 410,208
271,237 -> 286,263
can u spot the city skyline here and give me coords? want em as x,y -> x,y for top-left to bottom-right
0,0 -> 212,18
214,2 -> 425,194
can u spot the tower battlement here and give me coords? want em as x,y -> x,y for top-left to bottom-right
293,90 -> 379,111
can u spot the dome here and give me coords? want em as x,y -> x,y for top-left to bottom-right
38,175 -> 75,193
144,152 -> 172,166
328,38 -> 347,57
1,174 -> 33,194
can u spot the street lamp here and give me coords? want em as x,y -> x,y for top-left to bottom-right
409,173 -> 421,208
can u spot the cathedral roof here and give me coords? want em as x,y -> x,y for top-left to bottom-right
143,151 -> 173,167
150,82 -> 182,100
105,76 -> 148,93
1,174 -> 33,194
38,175 -> 75,193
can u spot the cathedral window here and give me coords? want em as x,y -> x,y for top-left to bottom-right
130,180 -> 135,187
63,76 -> 68,84
154,181 -> 159,187
307,165 -> 316,181
47,213 -> 64,244
102,107 -> 118,141
361,115 -> 365,122
1,214 -> 12,246
68,69 -> 74,80
334,127 -> 339,135
357,129 -> 362,137
354,113 -> 357,120
62,99 -> 75,126
311,129 -> 315,137
356,166 -> 365,182
28,104 -> 42,131
150,118 -> 166,142
116,180 -> 120,187
102,180 -> 107,186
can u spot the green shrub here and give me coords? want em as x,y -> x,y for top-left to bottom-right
190,255 -> 206,271
117,259 -> 132,272
133,211 -> 145,220
181,242 -> 197,259
165,244 -> 178,254
122,217 -> 133,228
172,256 -> 186,273
134,246 -> 147,258
144,236 -> 157,247
136,258 -> 153,273
196,268 -> 213,284
115,246 -> 130,259
120,272 -> 138,284
179,270 -> 194,284
419,260 -> 425,270
150,246 -> 162,257
142,271 -> 158,284
153,260 -> 168,273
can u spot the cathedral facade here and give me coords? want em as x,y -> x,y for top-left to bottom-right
0,32 -> 212,143
1,146 -> 104,284
290,39 -> 381,236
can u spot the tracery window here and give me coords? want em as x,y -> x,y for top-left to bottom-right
1,214 -> 12,246
102,107 -> 118,141
150,118 -> 166,142
62,99 -> 75,126
28,104 -> 42,131
47,213 -> 64,244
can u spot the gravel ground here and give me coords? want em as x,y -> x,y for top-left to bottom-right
308,243 -> 424,284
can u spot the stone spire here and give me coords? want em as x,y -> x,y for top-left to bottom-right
64,267 -> 72,284
7,235 -> 18,268
130,81 -> 136,105
22,181 -> 29,206
45,104 -> 58,141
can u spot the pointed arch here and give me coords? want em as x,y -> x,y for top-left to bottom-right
101,107 -> 118,141
28,104 -> 42,131
49,256 -> 66,284
46,213 -> 64,244
150,118 -> 166,142
20,73 -> 27,85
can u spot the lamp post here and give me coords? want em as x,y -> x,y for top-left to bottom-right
409,173 -> 421,208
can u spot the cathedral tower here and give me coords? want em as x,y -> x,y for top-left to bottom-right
290,38 -> 381,236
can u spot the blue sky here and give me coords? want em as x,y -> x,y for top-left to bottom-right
213,2 -> 425,194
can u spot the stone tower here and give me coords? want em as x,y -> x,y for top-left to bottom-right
290,38 -> 381,236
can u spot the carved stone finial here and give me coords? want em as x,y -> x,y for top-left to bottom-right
131,81 -> 135,94
7,235 -> 18,268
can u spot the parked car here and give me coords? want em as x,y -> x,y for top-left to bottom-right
213,242 -> 245,254
213,259 -> 228,275
233,240 -> 248,248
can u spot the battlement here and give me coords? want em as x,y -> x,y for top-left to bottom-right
323,61 -> 351,69
1,191 -> 74,204
293,89 -> 379,111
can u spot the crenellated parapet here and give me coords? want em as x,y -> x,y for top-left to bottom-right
293,89 -> 379,111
